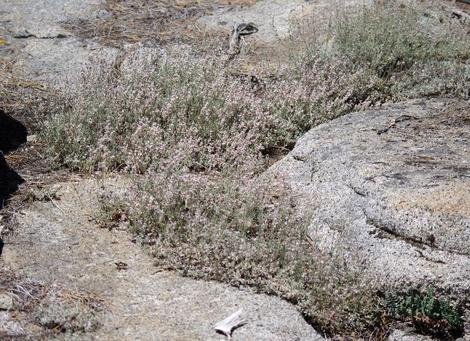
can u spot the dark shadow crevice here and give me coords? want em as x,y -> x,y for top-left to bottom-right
0,153 -> 24,209
0,110 -> 28,153
0,110 -> 26,209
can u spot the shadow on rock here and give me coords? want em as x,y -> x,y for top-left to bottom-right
0,110 -> 26,209
0,110 -> 27,153
0,152 -> 24,209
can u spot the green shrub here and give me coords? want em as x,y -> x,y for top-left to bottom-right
387,288 -> 464,338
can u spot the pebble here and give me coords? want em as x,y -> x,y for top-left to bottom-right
0,293 -> 13,311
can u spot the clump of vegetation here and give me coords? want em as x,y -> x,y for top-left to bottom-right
387,288 -> 464,338
42,3 -> 470,173
100,174 -> 386,336
43,45 -> 386,173
40,0 -> 470,338
42,50 -> 279,173
0,266 -> 104,338
35,290 -> 102,333
297,1 -> 470,105
333,4 -> 469,77
329,2 -> 470,99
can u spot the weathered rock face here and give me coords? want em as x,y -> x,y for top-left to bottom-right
0,0 -> 116,83
0,0 -> 104,39
268,99 -> 470,296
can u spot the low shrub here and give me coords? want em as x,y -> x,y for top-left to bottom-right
100,174 -> 386,336
299,1 -> 470,101
333,4 -> 469,77
387,288 -> 464,338
41,49 -> 379,173
42,3 -> 470,173
42,50 -> 275,174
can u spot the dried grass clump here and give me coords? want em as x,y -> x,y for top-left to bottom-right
0,266 -> 47,313
34,289 -> 104,333
0,266 -> 104,338
0,59 -> 47,123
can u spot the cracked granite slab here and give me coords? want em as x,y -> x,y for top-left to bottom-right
267,99 -> 470,297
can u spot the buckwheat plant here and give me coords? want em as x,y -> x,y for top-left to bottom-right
44,49 -> 278,174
